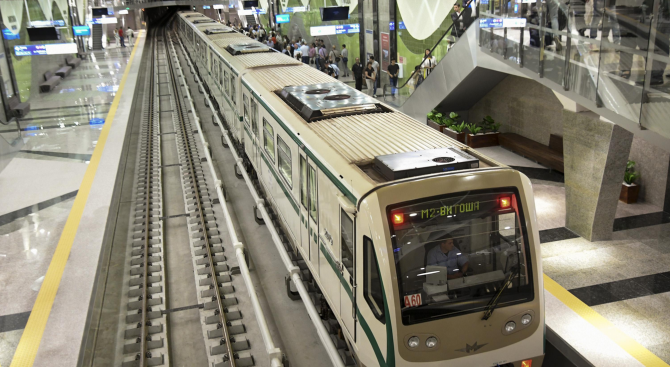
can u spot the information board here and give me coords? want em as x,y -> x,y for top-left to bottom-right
15,43 -> 78,56
284,6 -> 306,12
276,14 -> 290,24
310,23 -> 359,36
2,29 -> 20,40
73,26 -> 90,36
479,18 -> 527,28
213,4 -> 225,9
87,17 -> 117,25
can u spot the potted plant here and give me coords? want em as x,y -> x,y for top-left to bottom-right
427,110 -> 447,132
443,121 -> 468,143
467,116 -> 501,148
620,160 -> 641,204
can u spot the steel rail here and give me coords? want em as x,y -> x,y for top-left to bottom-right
138,26 -> 158,367
166,29 -> 285,367
161,26 -> 238,367
172,29 -> 345,367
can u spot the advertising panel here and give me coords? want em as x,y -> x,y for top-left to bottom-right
380,32 -> 390,71
15,43 -> 78,56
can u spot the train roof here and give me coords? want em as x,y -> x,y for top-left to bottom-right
179,12 -> 505,195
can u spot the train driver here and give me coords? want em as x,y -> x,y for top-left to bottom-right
426,234 -> 469,279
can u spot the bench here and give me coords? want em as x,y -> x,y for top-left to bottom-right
7,96 -> 30,118
65,56 -> 81,68
40,71 -> 61,93
55,65 -> 72,78
499,133 -> 564,172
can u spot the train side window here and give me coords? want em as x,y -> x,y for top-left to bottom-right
300,156 -> 307,209
263,118 -> 275,161
341,210 -> 354,275
219,59 -> 224,87
277,136 -> 292,187
230,74 -> 236,105
224,70 -> 229,96
243,95 -> 249,124
363,236 -> 385,323
308,166 -> 318,223
251,100 -> 258,135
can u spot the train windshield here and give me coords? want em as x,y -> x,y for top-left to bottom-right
388,188 -> 534,325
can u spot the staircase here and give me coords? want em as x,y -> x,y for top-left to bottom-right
91,24 -> 103,50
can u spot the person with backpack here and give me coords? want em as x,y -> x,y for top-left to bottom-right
328,45 -> 341,69
318,45 -> 327,71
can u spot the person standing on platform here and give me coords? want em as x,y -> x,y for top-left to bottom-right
309,43 -> 316,67
329,45 -> 340,68
387,58 -> 399,96
352,57 -> 364,91
127,27 -> 134,46
300,41 -> 310,64
114,28 -> 120,47
341,44 -> 349,77
364,61 -> 376,96
369,56 -> 379,96
119,27 -> 125,47
318,44 -> 327,71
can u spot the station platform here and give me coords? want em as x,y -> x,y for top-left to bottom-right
0,33 -> 147,367
1,23 -> 670,367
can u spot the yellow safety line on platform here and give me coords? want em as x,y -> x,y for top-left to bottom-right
10,34 -> 143,367
544,274 -> 670,367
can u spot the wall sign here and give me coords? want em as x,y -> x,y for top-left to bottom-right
310,23 -> 359,36
15,43 -> 78,56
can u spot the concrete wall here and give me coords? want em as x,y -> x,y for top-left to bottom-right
628,137 -> 670,206
468,75 -> 563,146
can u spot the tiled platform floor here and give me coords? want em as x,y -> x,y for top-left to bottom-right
0,45 -> 134,367
483,145 -> 670,364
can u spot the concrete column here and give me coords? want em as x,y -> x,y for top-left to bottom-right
563,111 -> 633,241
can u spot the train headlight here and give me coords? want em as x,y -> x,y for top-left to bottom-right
407,336 -> 420,348
521,314 -> 532,325
505,321 -> 516,332
425,337 -> 438,348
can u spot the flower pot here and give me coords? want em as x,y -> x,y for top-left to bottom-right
619,183 -> 640,204
467,132 -> 500,148
427,119 -> 445,132
443,128 -> 466,143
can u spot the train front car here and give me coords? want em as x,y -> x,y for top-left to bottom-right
356,168 -> 544,367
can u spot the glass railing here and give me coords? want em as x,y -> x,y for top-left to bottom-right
477,0 -> 670,140
382,2 -> 479,106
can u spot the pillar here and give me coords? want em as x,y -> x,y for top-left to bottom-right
563,111 -> 634,241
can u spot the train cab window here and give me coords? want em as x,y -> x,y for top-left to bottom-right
388,188 -> 534,325
308,166 -> 317,223
277,136 -> 292,187
300,156 -> 307,209
243,95 -> 249,124
363,236 -> 385,322
251,100 -> 258,135
263,118 -> 275,161
341,210 -> 354,275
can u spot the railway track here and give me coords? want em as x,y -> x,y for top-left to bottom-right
118,21 -> 274,367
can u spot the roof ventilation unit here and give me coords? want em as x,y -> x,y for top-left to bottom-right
373,148 -> 479,181
278,82 -> 389,122
193,19 -> 216,24
205,27 -> 234,34
184,14 -> 200,18
226,42 -> 272,55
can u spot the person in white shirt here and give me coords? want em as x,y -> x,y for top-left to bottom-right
126,27 -> 134,46
341,44 -> 349,77
326,60 -> 340,79
421,49 -> 436,77
369,56 -> 379,96
299,41 -> 310,64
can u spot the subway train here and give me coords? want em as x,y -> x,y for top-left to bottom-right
175,11 -> 545,367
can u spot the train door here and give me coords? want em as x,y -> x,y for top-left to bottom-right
299,153 -> 310,260
340,209 -> 356,340
307,160 -> 319,270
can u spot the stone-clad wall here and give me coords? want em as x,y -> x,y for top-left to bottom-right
628,137 -> 670,206
468,75 -> 563,146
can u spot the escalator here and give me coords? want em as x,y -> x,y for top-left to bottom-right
383,10 -> 523,122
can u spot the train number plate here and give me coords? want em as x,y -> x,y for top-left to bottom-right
404,293 -> 422,307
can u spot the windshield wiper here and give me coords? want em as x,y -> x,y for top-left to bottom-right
481,266 -> 518,320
